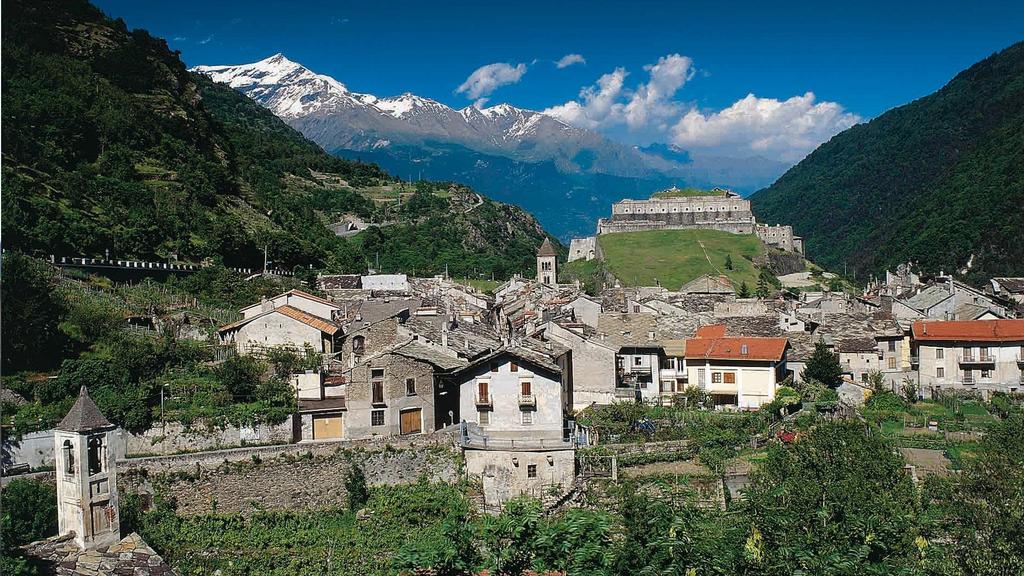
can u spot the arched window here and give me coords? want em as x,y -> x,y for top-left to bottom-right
87,436 -> 103,475
352,335 -> 366,355
63,440 -> 75,474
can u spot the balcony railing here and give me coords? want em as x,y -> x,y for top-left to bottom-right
475,394 -> 493,408
518,394 -> 536,407
614,387 -> 640,399
958,354 -> 994,365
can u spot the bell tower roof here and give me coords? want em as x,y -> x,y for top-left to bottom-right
536,238 -> 557,257
57,386 -> 114,433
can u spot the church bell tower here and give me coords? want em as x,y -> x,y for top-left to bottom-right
536,238 -> 558,285
54,386 -> 121,550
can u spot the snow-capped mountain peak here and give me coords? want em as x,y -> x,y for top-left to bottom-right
193,54 -> 675,176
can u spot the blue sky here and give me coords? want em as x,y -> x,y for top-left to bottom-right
96,0 -> 1023,161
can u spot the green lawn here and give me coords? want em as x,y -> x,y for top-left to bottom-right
650,187 -> 726,199
455,278 -> 500,293
598,229 -> 764,290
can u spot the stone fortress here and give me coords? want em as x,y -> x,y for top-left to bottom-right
569,187 -> 803,262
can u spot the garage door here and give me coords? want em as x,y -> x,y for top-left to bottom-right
400,409 -> 422,435
312,415 -> 343,440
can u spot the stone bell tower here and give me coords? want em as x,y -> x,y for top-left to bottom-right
54,386 -> 120,550
536,238 -> 558,285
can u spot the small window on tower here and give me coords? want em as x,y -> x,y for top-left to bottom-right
87,436 -> 103,476
63,440 -> 75,474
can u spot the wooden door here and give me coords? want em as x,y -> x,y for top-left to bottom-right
313,415 -> 343,439
400,409 -> 422,435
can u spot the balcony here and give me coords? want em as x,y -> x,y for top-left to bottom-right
518,394 -> 536,408
1016,355 -> 1024,366
475,394 -> 493,409
614,387 -> 640,399
958,354 -> 994,366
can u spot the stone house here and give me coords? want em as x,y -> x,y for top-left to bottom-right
443,344 -> 570,440
989,277 -> 1024,305
239,289 -> 341,320
542,321 -> 618,410
597,313 -> 664,403
911,319 -> 1024,399
683,325 -> 789,409
218,305 -> 341,355
567,236 -> 597,262
444,344 -> 575,510
343,340 -> 467,439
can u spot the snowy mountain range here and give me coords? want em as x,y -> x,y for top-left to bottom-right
192,54 -> 787,238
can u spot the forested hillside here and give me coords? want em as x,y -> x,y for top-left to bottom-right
751,42 -> 1024,283
1,0 -> 557,278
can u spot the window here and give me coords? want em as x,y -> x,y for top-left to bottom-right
964,370 -> 974,383
888,340 -> 896,352
63,440 -> 74,474
352,335 -> 365,355
371,410 -> 385,426
936,348 -> 944,359
372,380 -> 384,405
633,305 -> 641,313
981,369 -> 991,379
888,357 -> 897,370
477,381 -> 489,403
980,346 -> 991,361
510,361 -> 518,373
862,373 -> 869,382
527,464 -> 537,478
405,378 -> 416,396
634,356 -> 642,366
936,367 -> 945,379
522,411 -> 533,425
723,372 -> 736,384
87,436 -> 103,476
698,369 -> 706,386
478,411 -> 489,426
371,368 -> 385,379
712,372 -> 723,384
521,380 -> 532,396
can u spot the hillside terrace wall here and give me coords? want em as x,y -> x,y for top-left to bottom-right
2,419 -> 296,471
120,432 -> 460,516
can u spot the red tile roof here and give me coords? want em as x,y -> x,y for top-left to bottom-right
695,324 -> 727,339
912,319 -> 1024,342
684,336 -> 789,362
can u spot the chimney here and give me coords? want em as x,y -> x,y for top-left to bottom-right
441,321 -> 449,347
261,296 -> 273,312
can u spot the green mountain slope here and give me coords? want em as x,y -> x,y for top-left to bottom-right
1,0 -> 557,278
750,42 -> 1024,283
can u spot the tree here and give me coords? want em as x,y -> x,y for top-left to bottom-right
1,479 -> 57,551
744,422 -> 923,574
483,497 -> 542,575
801,340 -> 844,389
1,253 -> 66,372
738,281 -> 751,298
345,461 -> 369,512
725,254 -> 734,270
926,413 -> 1024,575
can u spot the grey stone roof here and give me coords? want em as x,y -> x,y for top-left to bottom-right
57,387 -> 113,433
899,285 -> 952,312
21,532 -> 176,575
679,274 -> 735,295
994,277 -> 1024,293
596,313 -> 662,349
537,237 -> 558,257
392,341 -> 469,371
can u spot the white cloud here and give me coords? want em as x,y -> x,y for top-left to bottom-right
670,92 -> 860,163
623,54 -> 693,131
543,67 -> 628,130
198,35 -> 214,45
456,62 -> 528,100
543,53 -> 860,162
544,54 -> 692,139
555,53 -> 586,69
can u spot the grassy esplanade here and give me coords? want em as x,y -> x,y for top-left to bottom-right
649,187 -> 729,199
598,229 -> 763,289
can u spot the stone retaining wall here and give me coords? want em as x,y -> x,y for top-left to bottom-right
121,432 -> 460,516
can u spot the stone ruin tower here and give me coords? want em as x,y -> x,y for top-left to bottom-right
54,386 -> 121,550
536,238 -> 558,285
